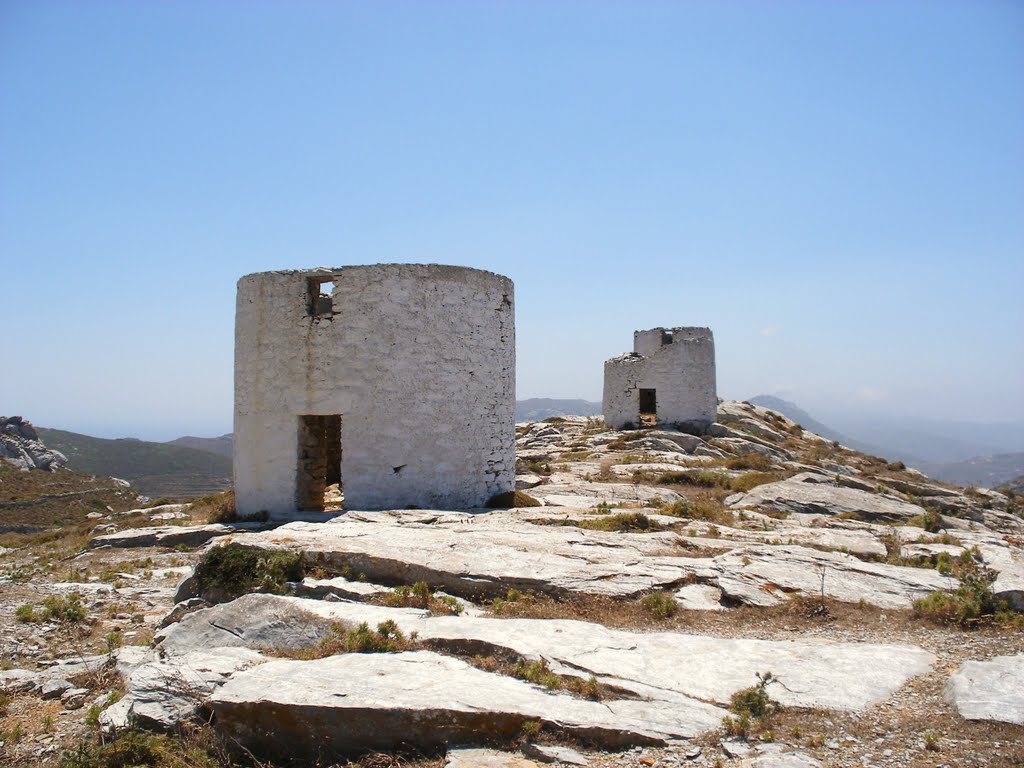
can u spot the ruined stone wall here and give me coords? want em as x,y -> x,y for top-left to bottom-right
234,264 -> 515,517
603,327 -> 716,431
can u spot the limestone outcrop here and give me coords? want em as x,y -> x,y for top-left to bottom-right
3,399 -> 1022,767
0,416 -> 66,471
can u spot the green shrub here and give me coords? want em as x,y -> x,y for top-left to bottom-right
660,499 -> 734,526
729,671 -> 778,719
935,551 -> 955,576
657,470 -> 731,488
729,472 -> 779,493
42,593 -> 86,623
345,620 -> 408,653
513,658 -> 562,690
383,582 -> 463,615
724,454 -> 772,471
60,728 -> 219,768
908,509 -> 943,533
15,603 -> 36,623
579,512 -> 659,532
640,591 -> 677,619
913,549 -> 1021,627
486,491 -> 541,508
192,544 -> 303,603
492,588 -> 530,613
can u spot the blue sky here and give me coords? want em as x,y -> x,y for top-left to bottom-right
2,0 -> 1022,441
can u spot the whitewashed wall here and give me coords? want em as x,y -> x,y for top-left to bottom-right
603,327 -> 716,432
234,264 -> 515,517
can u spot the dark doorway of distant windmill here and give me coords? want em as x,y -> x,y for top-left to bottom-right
639,388 -> 657,426
296,415 -> 343,512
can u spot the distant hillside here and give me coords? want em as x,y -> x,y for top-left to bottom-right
816,416 -> 1023,465
515,398 -> 601,422
748,395 -> 885,457
917,453 -> 1024,490
1000,474 -> 1024,495
0,462 -> 142,532
749,395 -> 1024,488
166,434 -> 233,458
36,428 -> 232,499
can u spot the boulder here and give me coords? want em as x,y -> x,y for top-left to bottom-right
944,654 -> 1024,725
727,474 -> 927,522
40,678 -> 73,700
156,593 -> 338,655
61,687 -> 90,709
0,416 -> 67,471
118,647 -> 265,730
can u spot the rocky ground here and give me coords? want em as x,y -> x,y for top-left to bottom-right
1,401 -> 1022,767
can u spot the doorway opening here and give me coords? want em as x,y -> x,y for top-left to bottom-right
296,414 -> 343,512
638,388 -> 657,426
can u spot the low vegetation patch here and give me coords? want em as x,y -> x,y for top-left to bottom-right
381,581 -> 464,615
486,490 -> 541,508
606,431 -> 651,450
60,728 -> 217,768
471,655 -> 605,700
16,593 -> 87,624
906,509 -> 943,533
578,512 -> 660,532
723,454 -> 773,471
657,470 -> 732,489
514,658 -> 603,699
660,498 -> 735,526
722,671 -> 780,740
913,549 -> 1024,628
192,543 -> 304,603
640,590 -> 677,619
557,450 -> 592,462
287,620 -> 415,660
491,587 -> 532,614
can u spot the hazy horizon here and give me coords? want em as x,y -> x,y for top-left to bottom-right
3,1 -> 1022,442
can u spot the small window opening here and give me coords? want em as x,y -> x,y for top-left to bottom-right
661,330 -> 673,345
296,414 -> 343,511
307,278 -> 335,316
639,388 -> 657,426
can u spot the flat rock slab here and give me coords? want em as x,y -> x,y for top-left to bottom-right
210,650 -> 724,759
727,474 -> 927,522
229,512 -> 695,599
170,595 -> 935,713
531,480 -> 681,508
703,545 -> 952,609
224,512 -> 958,609
89,524 -> 235,549
944,654 -> 1024,725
